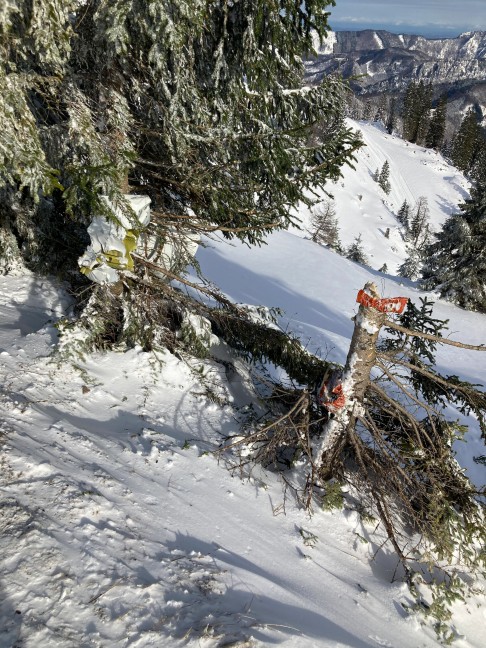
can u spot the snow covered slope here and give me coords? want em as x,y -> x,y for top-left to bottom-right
0,122 -> 485,647
296,120 -> 470,274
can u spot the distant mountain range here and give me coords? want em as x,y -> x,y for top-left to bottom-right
305,30 -> 486,127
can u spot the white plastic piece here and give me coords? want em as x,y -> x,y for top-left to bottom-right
78,194 -> 151,284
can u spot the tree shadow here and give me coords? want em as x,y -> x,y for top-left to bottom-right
0,276 -> 65,354
0,498 -> 25,647
442,176 -> 470,204
195,233 -> 371,365
0,580 -> 22,647
160,531 -> 376,647
19,278 -> 66,337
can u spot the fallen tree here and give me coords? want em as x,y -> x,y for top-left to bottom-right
221,282 -> 485,642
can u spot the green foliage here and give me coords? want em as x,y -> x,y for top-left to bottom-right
177,312 -> 214,359
69,0 -> 360,246
362,296 -> 486,640
450,107 -> 483,173
402,81 -> 432,144
397,199 -> 410,229
56,288 -> 124,361
425,94 -> 447,151
470,140 -> 486,186
377,160 -> 391,194
407,196 -> 430,249
422,182 -> 486,313
373,94 -> 388,125
398,245 -> 422,280
399,197 -> 430,280
410,545 -> 486,645
227,288 -> 486,644
385,97 -> 397,135
0,1 -> 76,194
209,306 -> 333,386
388,297 -> 447,365
346,233 -> 368,265
310,199 -> 341,250
0,1 -> 361,353
299,527 -> 319,547
382,298 -> 486,433
0,223 -> 21,273
321,480 -> 344,511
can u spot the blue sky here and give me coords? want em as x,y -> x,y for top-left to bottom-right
327,0 -> 486,37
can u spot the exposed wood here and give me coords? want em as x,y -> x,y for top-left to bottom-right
314,282 -> 385,479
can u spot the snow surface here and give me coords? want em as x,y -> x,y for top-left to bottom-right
295,120 -> 471,275
1,121 -> 485,647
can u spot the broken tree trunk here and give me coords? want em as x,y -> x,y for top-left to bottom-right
313,282 -> 395,480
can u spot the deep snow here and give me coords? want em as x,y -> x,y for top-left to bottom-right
0,121 -> 484,648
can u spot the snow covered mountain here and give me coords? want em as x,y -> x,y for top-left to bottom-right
307,30 -> 486,90
1,121 -> 484,647
306,30 -> 486,127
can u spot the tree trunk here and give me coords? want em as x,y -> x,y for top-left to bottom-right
313,282 -> 386,479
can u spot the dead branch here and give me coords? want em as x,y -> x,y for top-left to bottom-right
221,392 -> 309,451
380,352 -> 483,390
367,381 -> 431,449
132,254 -> 239,312
384,319 -> 486,351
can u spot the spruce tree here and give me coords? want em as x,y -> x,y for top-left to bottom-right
385,97 -> 397,135
0,1 -> 361,350
425,94 -> 447,150
415,82 -> 433,145
451,107 -> 483,172
408,196 -> 430,249
374,94 -> 388,125
346,233 -> 368,265
422,183 -> 486,312
363,99 -> 375,121
399,245 -> 422,280
397,199 -> 410,229
402,81 -> 417,142
471,138 -> 486,186
402,80 -> 432,145
400,197 -> 430,280
377,160 -> 391,195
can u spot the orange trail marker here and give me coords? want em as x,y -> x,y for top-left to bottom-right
356,289 -> 408,314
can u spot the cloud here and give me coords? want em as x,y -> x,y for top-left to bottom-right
328,0 -> 486,29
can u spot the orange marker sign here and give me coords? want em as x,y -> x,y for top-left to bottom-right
356,289 -> 408,314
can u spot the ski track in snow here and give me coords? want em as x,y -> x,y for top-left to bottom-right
1,121 -> 486,647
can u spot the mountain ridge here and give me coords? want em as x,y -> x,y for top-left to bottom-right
306,29 -> 486,134
307,29 -> 486,90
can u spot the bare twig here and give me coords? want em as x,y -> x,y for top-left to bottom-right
384,320 -> 486,351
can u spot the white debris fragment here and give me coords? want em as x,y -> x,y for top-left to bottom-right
78,194 -> 151,284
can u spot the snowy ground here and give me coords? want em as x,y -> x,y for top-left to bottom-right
295,120 -> 470,275
1,122 -> 485,647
